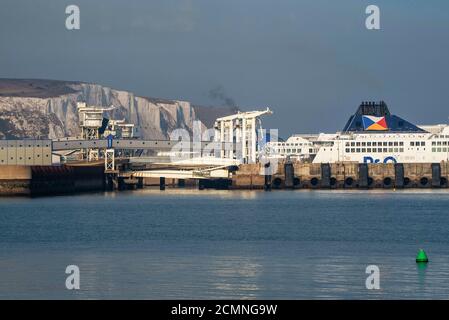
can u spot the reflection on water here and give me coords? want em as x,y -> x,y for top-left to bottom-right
209,257 -> 262,299
1,190 -> 449,299
416,263 -> 428,290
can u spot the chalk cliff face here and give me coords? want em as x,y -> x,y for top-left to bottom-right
0,79 -> 238,140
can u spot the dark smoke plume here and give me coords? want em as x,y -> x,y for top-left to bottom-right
208,85 -> 236,107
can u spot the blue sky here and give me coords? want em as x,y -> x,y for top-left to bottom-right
1,0 -> 448,137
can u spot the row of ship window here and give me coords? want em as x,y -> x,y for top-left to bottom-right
274,141 -> 449,154
345,141 -> 449,147
273,147 -> 448,154
432,148 -> 449,153
345,141 -> 407,147
345,146 -> 449,153
274,148 -> 314,154
275,147 -> 448,154
431,141 -> 449,146
345,148 -> 405,153
276,143 -> 311,147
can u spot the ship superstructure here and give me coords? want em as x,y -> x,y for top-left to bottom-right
268,101 -> 449,163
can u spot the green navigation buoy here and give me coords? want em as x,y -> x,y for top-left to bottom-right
416,249 -> 429,263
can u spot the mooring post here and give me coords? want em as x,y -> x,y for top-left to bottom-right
358,163 -> 369,188
104,173 -> 115,191
160,177 -> 166,190
264,163 -> 272,191
117,176 -> 126,191
431,163 -> 441,188
321,163 -> 331,188
137,177 -> 144,189
394,163 -> 404,188
284,161 -> 294,189
112,175 -> 119,190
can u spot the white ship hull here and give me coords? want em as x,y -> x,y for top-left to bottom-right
312,132 -> 449,164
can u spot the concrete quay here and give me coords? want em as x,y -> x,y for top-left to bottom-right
1,161 -> 448,196
231,161 -> 449,189
0,164 -> 104,196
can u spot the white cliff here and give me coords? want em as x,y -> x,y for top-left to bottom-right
0,79 -> 237,140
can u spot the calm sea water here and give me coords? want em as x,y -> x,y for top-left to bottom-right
1,189 -> 449,299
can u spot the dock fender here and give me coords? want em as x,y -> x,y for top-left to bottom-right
404,177 -> 411,186
383,177 -> 392,187
344,177 -> 354,187
273,177 -> 282,188
293,177 -> 300,186
310,177 -> 319,186
420,177 -> 429,186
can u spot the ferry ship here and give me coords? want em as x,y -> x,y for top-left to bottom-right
268,101 -> 449,164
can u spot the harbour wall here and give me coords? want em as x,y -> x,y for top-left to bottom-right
2,161 -> 449,195
0,165 -> 32,195
231,161 -> 449,189
0,164 -> 104,196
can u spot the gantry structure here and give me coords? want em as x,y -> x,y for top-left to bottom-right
214,108 -> 272,163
